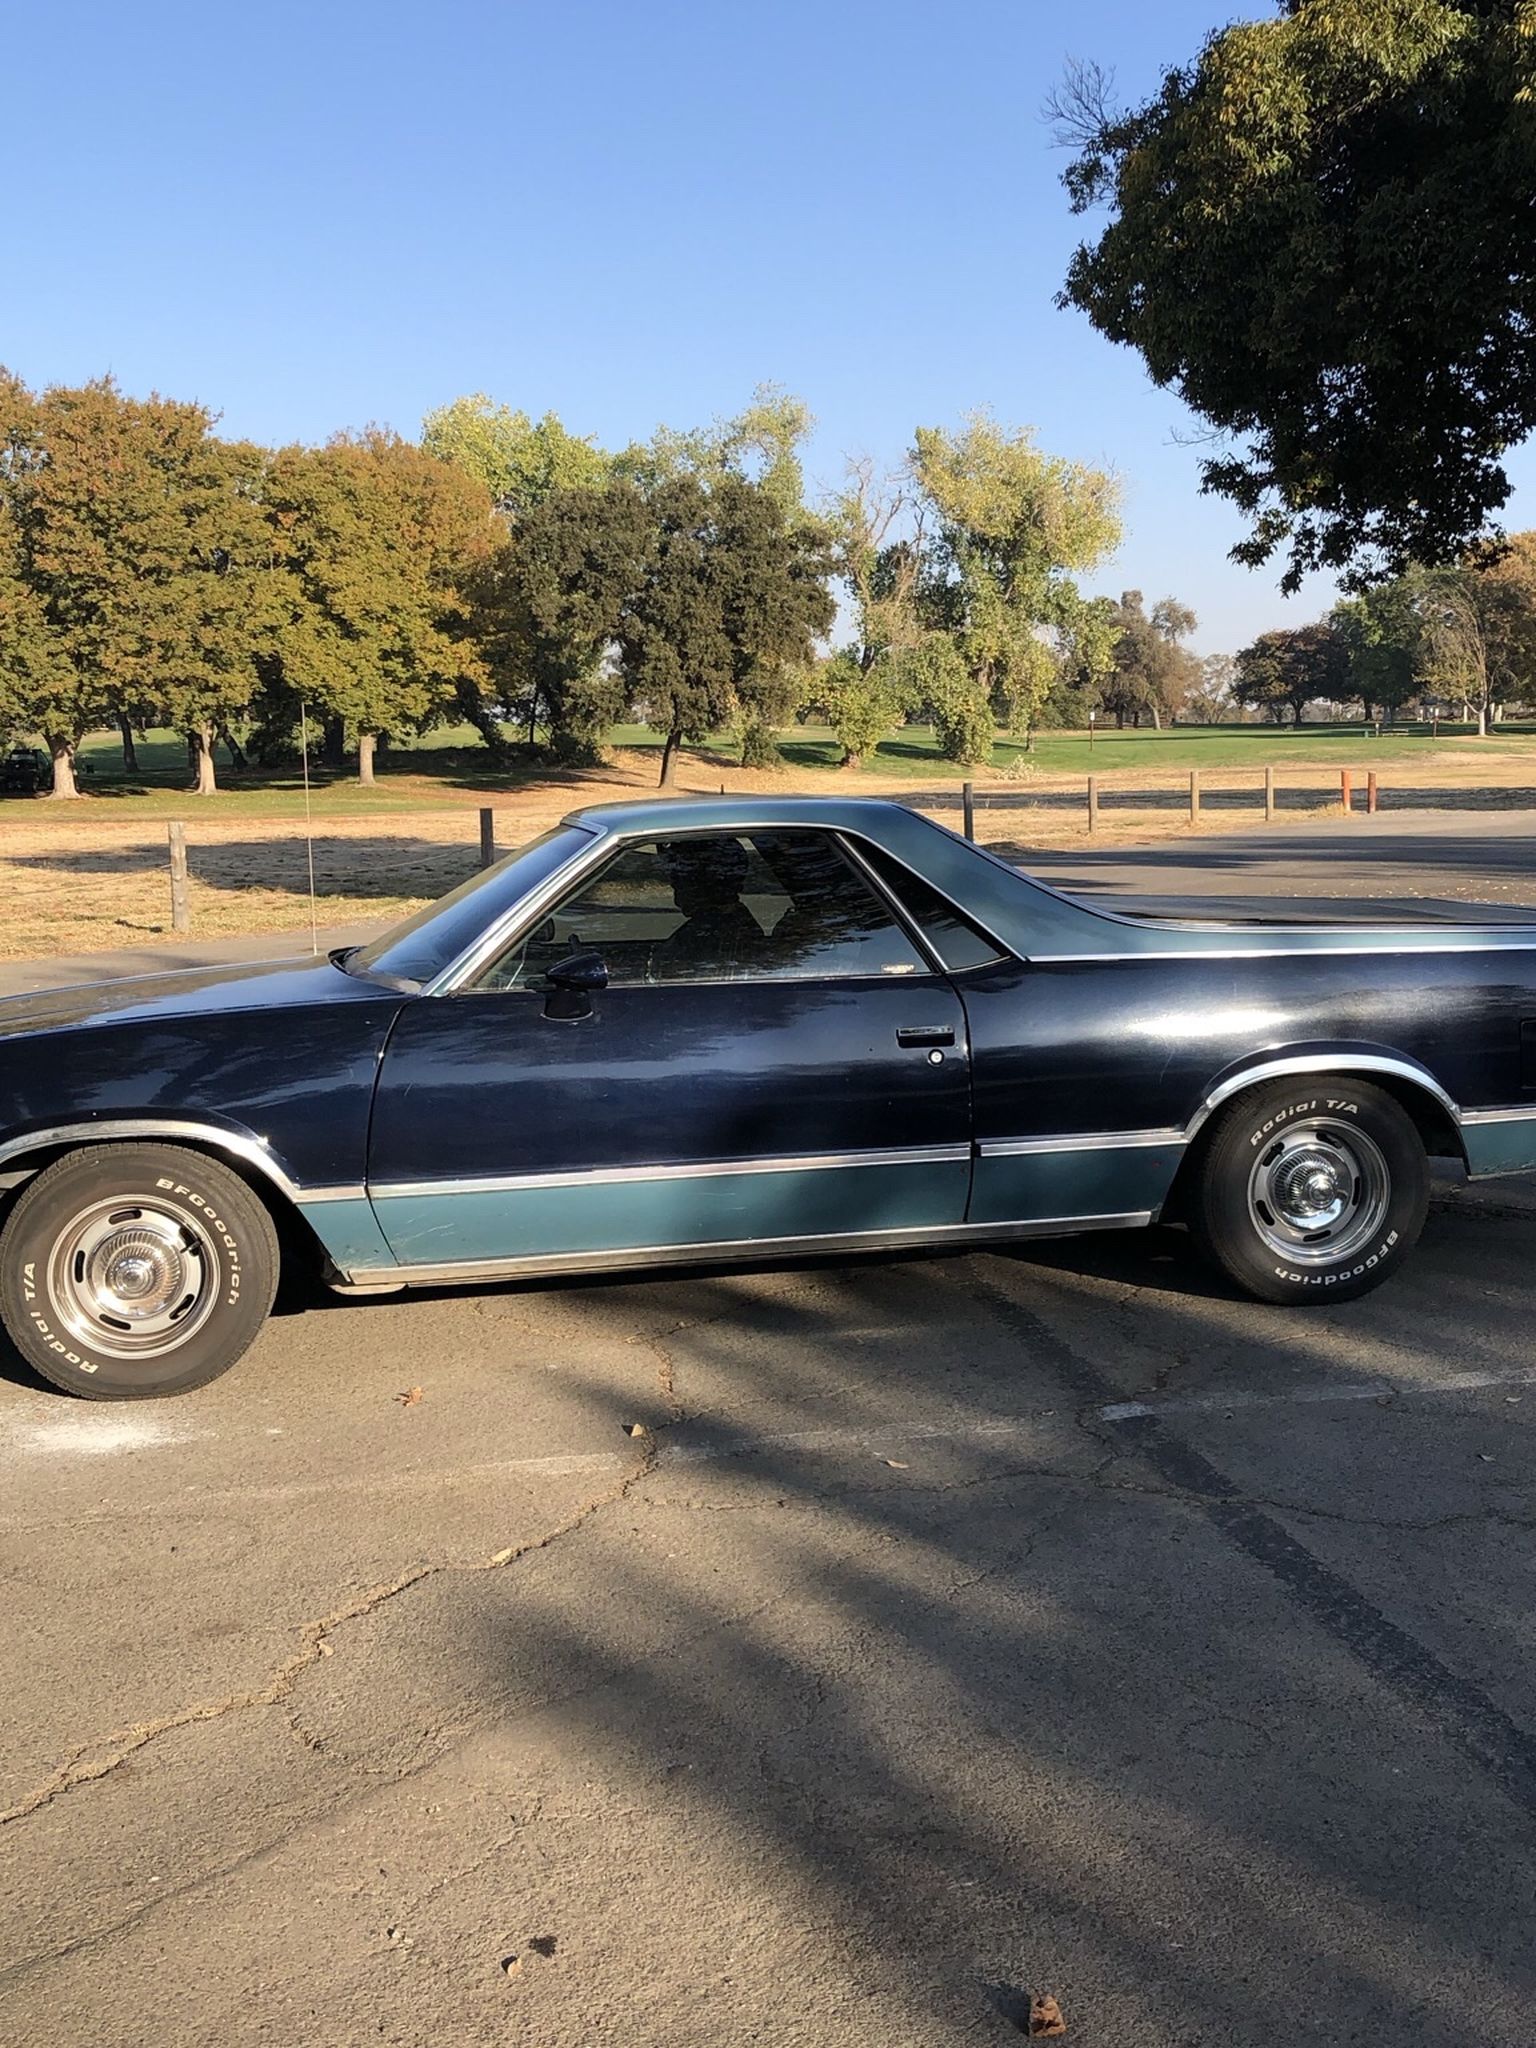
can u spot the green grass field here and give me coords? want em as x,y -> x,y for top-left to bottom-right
0,717 -> 1527,826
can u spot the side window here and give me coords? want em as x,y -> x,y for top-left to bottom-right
852,841 -> 1008,971
477,831 -> 927,988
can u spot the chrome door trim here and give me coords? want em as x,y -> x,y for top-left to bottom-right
1460,1105 -> 1536,1127
1031,935 -> 1536,964
424,826 -> 613,996
370,1143 -> 974,1203
978,1128 -> 1186,1159
345,1210 -> 1154,1289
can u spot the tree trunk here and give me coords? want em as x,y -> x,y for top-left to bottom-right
219,725 -> 249,772
191,725 -> 219,795
46,734 -> 81,799
1150,705 -> 1162,731
322,714 -> 346,768
1294,702 -> 1305,726
358,730 -> 377,785
117,715 -> 139,774
659,728 -> 682,786
527,696 -> 539,750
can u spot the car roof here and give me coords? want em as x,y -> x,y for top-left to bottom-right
562,794 -> 918,836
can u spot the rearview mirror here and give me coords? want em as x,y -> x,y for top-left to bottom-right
543,950 -> 608,1022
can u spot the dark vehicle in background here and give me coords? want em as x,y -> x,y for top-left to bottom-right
1,747 -> 49,796
3,795 -> 1536,1401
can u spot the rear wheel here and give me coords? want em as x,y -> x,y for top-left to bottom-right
0,1143 -> 279,1398
1193,1077 -> 1429,1304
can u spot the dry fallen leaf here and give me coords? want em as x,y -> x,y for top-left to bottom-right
884,1459 -> 910,1469
396,1387 -> 423,1408
1028,1991 -> 1067,2036
500,1955 -> 522,1977
317,1639 -> 334,1658
626,1422 -> 650,1438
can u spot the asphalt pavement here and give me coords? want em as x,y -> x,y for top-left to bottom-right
3,810 -> 1536,2047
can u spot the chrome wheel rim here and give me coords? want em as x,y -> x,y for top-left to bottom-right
1246,1119 -> 1391,1265
47,1196 -> 219,1360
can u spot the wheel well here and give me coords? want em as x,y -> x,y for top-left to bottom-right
0,1134 -> 328,1281
1160,1067 -> 1463,1223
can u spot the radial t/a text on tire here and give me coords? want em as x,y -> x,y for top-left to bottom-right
0,1142 -> 280,1398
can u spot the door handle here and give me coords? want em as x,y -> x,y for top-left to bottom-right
896,1025 -> 956,1048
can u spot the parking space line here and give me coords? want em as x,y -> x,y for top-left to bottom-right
1099,1365 -> 1536,1424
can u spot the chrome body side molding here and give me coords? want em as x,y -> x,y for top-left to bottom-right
978,1128 -> 1187,1159
370,1142 -> 972,1203
346,1210 -> 1155,1290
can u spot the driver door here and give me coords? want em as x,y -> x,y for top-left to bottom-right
365,828 -> 974,1271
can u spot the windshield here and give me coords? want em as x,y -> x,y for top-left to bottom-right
346,824 -> 596,988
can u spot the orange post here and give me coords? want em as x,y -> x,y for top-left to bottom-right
1341,767 -> 1353,813
1367,770 -> 1378,815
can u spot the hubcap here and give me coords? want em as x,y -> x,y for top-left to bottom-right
1246,1119 -> 1391,1265
47,1198 -> 219,1360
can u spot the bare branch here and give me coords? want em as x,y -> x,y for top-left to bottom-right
1042,57 -> 1118,150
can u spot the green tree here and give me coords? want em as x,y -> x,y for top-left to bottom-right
1181,652 -> 1238,725
1411,540 -> 1536,734
1331,586 -> 1422,722
0,373 -> 277,795
266,432 -> 497,783
421,395 -> 610,513
472,480 -> 653,762
1099,591 -> 1200,729
620,475 -> 834,786
615,385 -> 815,523
1054,5 -> 1536,590
902,635 -> 993,766
910,412 -> 1121,755
1234,622 -> 1349,726
814,649 -> 908,768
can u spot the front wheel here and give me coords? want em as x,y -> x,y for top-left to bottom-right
0,1143 -> 279,1398
1193,1077 -> 1429,1304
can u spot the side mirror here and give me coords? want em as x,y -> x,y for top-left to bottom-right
543,950 -> 608,1023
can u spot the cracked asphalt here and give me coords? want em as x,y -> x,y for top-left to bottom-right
5,812 -> 1536,2048
4,1178 -> 1536,2047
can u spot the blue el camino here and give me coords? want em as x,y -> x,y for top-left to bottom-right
3,795 -> 1535,1398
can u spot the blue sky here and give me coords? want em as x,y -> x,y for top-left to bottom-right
9,0 -> 1533,653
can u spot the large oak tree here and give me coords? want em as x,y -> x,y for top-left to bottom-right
620,475 -> 834,786
1055,3 -> 1536,590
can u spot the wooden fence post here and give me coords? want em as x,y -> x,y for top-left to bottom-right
1367,769 -> 1379,815
167,822 -> 189,935
962,780 -> 975,841
479,807 -> 496,869
1264,765 -> 1276,823
1087,774 -> 1099,834
1189,768 -> 1201,825
1341,767 -> 1353,814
